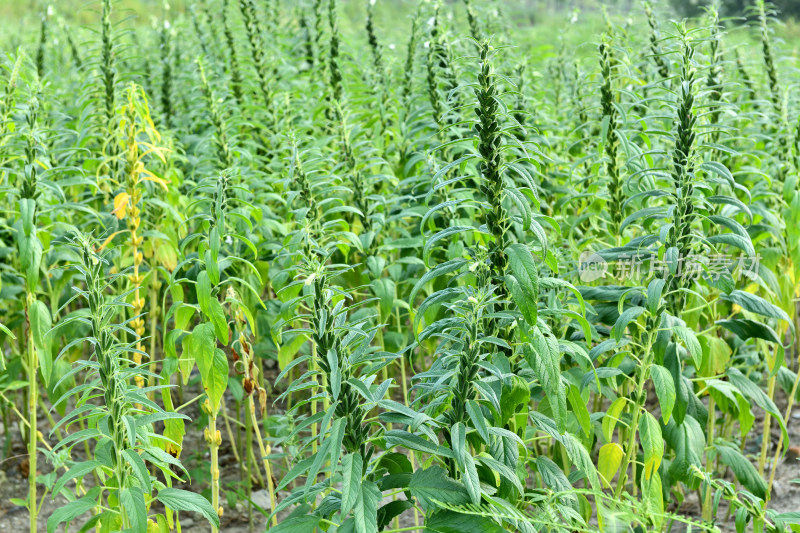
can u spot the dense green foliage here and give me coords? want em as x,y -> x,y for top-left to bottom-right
1,1 -> 800,532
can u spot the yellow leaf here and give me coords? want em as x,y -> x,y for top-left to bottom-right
156,243 -> 178,271
140,170 -> 169,191
598,442 -> 623,488
602,397 -> 627,443
113,192 -> 130,219
98,230 -> 127,251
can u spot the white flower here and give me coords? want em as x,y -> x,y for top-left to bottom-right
423,40 -> 430,48
369,0 -> 376,5
426,16 -> 435,27
47,5 -> 54,16
388,43 -> 395,50
225,235 -> 233,245
164,20 -> 171,30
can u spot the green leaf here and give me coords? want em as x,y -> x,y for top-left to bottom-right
568,384 -> 591,437
673,325 -> 702,369
639,411 -> 663,480
717,319 -> 781,344
17,228 -> 42,291
466,401 -> 489,443
721,290 -> 791,323
197,271 -> 228,345
714,441 -> 767,499
370,278 -> 396,320
122,449 -> 151,491
278,333 -> 308,371
29,299 -> 52,387
504,186 -> 532,231
423,226 -> 479,266
423,510 -> 506,533
47,487 -> 101,533
197,270 -> 212,315
265,515 -> 320,532
728,368 -> 789,447
409,259 -> 468,304
385,430 -> 454,459
505,243 -> 539,326
664,416 -> 704,486
157,488 -> 220,529
525,326 -> 566,432
192,323 -> 228,412
536,456 -> 577,510
341,452 -> 363,517
650,365 -> 676,423
408,466 -> 470,510
612,306 -> 644,342
119,486 -> 147,533
646,279 -> 666,315
53,461 -> 100,497
377,501 -> 414,530
353,480 -> 381,533
451,422 -> 480,504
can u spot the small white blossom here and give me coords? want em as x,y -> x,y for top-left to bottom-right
388,43 -> 395,50
423,41 -> 430,48
369,0 -> 376,5
164,20 -> 171,30
47,5 -> 54,16
426,16 -> 435,27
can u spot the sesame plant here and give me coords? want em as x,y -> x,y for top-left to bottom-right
1,1 -> 800,532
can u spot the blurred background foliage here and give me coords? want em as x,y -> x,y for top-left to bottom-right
0,0 -> 797,69
3,0 -> 800,25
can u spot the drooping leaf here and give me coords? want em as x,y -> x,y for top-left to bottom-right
525,326 -> 566,432
423,510 -> 506,533
157,488 -> 220,529
408,467 -> 470,510
341,453 -> 363,517
639,411 -> 663,480
650,365 -> 676,423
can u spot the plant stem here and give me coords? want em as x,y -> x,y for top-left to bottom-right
206,406 -> 221,533
767,350 -> 800,494
702,395 -> 715,520
248,396 -> 277,526
26,293 -> 38,533
758,374 -> 776,476
615,326 -> 656,499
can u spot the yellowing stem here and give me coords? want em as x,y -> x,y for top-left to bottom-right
248,396 -> 277,527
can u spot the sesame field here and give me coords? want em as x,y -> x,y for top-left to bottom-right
1,0 -> 800,532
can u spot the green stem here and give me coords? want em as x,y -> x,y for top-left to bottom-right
757,374 -> 776,476
615,326 -> 657,499
702,395 -> 715,521
26,293 -> 38,533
